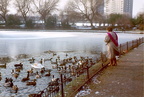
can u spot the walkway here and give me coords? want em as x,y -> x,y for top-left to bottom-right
84,43 -> 144,97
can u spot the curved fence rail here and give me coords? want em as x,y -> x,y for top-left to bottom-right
31,37 -> 143,97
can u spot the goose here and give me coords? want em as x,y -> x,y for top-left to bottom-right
26,79 -> 36,86
21,71 -> 30,82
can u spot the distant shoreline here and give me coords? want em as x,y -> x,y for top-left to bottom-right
0,29 -> 143,34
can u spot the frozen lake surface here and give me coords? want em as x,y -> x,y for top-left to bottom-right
0,30 -> 143,57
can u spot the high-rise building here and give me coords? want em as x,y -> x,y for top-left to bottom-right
104,0 -> 133,17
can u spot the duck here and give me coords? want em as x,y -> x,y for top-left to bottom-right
40,67 -> 45,74
15,67 -> 21,72
0,72 -> 2,81
48,76 -> 59,86
0,63 -> 6,68
14,63 -> 23,68
51,59 -> 58,64
4,78 -> 13,87
11,85 -> 18,93
28,91 -> 44,97
28,57 -> 35,63
11,69 -> 19,79
35,71 -> 41,79
66,53 -> 68,57
45,70 -> 51,76
27,68 -> 33,74
44,58 -> 53,61
39,58 -> 45,64
48,86 -> 59,92
52,52 -> 56,56
21,71 -> 30,82
26,79 -> 36,86
63,75 -> 72,82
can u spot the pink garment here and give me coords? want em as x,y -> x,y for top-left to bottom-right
107,32 -> 118,46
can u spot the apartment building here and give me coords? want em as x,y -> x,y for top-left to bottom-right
104,0 -> 133,17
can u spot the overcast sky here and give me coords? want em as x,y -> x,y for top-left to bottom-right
133,0 -> 144,17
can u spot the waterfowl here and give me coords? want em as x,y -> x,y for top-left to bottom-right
27,68 -> 33,74
48,77 -> 59,86
0,63 -> 6,68
52,52 -> 56,56
63,75 -> 72,82
52,64 -> 58,69
66,53 -> 68,57
26,79 -> 36,86
21,71 -> 30,82
0,72 -> 2,81
39,58 -> 45,64
11,85 -> 18,93
28,91 -> 44,97
51,59 -> 58,64
28,57 -> 35,63
45,71 -> 51,76
48,86 -> 59,92
15,67 -> 21,72
14,63 -> 23,68
40,67 -> 45,74
35,71 -> 41,79
44,58 -> 53,61
4,78 -> 13,87
11,69 -> 19,79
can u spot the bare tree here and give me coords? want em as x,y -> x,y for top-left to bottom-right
33,0 -> 59,28
0,0 -> 10,26
15,0 -> 31,24
66,0 -> 104,29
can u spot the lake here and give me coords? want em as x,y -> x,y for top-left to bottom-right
0,30 -> 143,97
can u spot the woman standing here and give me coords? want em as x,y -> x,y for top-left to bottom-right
105,26 -> 119,66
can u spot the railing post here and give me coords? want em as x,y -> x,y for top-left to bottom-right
137,39 -> 139,47
86,66 -> 89,79
60,74 -> 64,97
127,42 -> 128,51
132,40 -> 133,49
119,44 -> 122,55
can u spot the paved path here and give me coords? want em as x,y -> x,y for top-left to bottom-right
84,43 -> 144,97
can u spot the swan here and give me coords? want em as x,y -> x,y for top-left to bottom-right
31,58 -> 44,69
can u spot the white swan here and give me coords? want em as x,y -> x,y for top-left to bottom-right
31,58 -> 44,69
